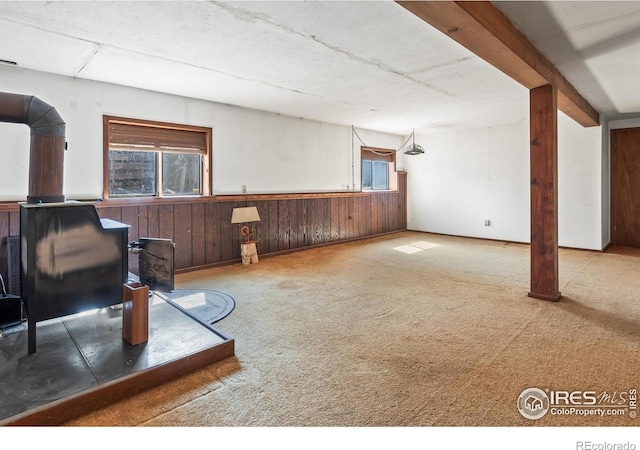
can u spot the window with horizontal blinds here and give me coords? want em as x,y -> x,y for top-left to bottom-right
108,120 -> 208,154
103,115 -> 211,198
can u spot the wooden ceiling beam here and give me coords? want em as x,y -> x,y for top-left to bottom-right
397,1 -> 600,127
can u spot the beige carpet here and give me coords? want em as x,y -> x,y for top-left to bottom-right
65,231 -> 640,427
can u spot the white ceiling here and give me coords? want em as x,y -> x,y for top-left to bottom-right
0,1 -> 638,136
497,1 -> 640,121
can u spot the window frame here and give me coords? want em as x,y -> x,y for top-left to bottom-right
361,146 -> 398,192
103,115 -> 212,199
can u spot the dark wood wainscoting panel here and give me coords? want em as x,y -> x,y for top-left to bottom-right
276,200 -> 298,252
147,204 -> 160,238
121,206 -> 139,274
266,200 -> 279,254
0,212 -> 10,290
329,198 -> 340,242
173,203 -> 193,270
158,204 -> 175,244
98,206 -> 122,222
191,203 -> 206,268
0,173 -> 407,277
204,201 -> 221,265
0,209 -> 21,290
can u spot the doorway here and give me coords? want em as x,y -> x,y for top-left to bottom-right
611,127 -> 640,247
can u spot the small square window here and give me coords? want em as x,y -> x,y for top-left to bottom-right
361,146 -> 396,191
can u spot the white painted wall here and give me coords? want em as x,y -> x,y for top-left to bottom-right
405,122 -> 530,244
406,113 -> 606,250
1,66 -> 610,251
557,112 -> 603,249
0,66 -> 403,200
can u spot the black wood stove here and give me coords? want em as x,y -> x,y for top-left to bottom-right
20,202 -> 129,354
1,91 -> 175,354
1,93 -> 129,353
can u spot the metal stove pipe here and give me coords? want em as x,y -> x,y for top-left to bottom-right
0,92 -> 66,204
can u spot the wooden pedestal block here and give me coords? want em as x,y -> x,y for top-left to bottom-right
240,241 -> 259,265
122,282 -> 149,345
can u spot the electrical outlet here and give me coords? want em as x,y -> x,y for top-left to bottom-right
242,185 -> 247,194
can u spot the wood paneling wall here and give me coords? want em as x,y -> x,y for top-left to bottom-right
0,208 -> 20,293
0,173 -> 406,281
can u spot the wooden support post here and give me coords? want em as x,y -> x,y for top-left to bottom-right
529,84 -> 561,301
122,282 -> 149,345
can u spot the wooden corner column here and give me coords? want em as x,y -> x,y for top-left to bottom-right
529,84 -> 561,301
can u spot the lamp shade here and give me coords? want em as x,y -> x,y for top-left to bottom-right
231,206 -> 260,223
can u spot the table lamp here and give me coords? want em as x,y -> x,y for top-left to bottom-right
231,206 -> 260,242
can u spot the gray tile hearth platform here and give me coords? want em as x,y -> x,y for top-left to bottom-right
0,295 -> 234,425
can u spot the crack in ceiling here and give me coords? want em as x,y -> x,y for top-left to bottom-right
212,1 -> 456,98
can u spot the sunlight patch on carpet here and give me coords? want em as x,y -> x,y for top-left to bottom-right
394,245 -> 423,254
411,241 -> 439,250
393,241 -> 439,254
